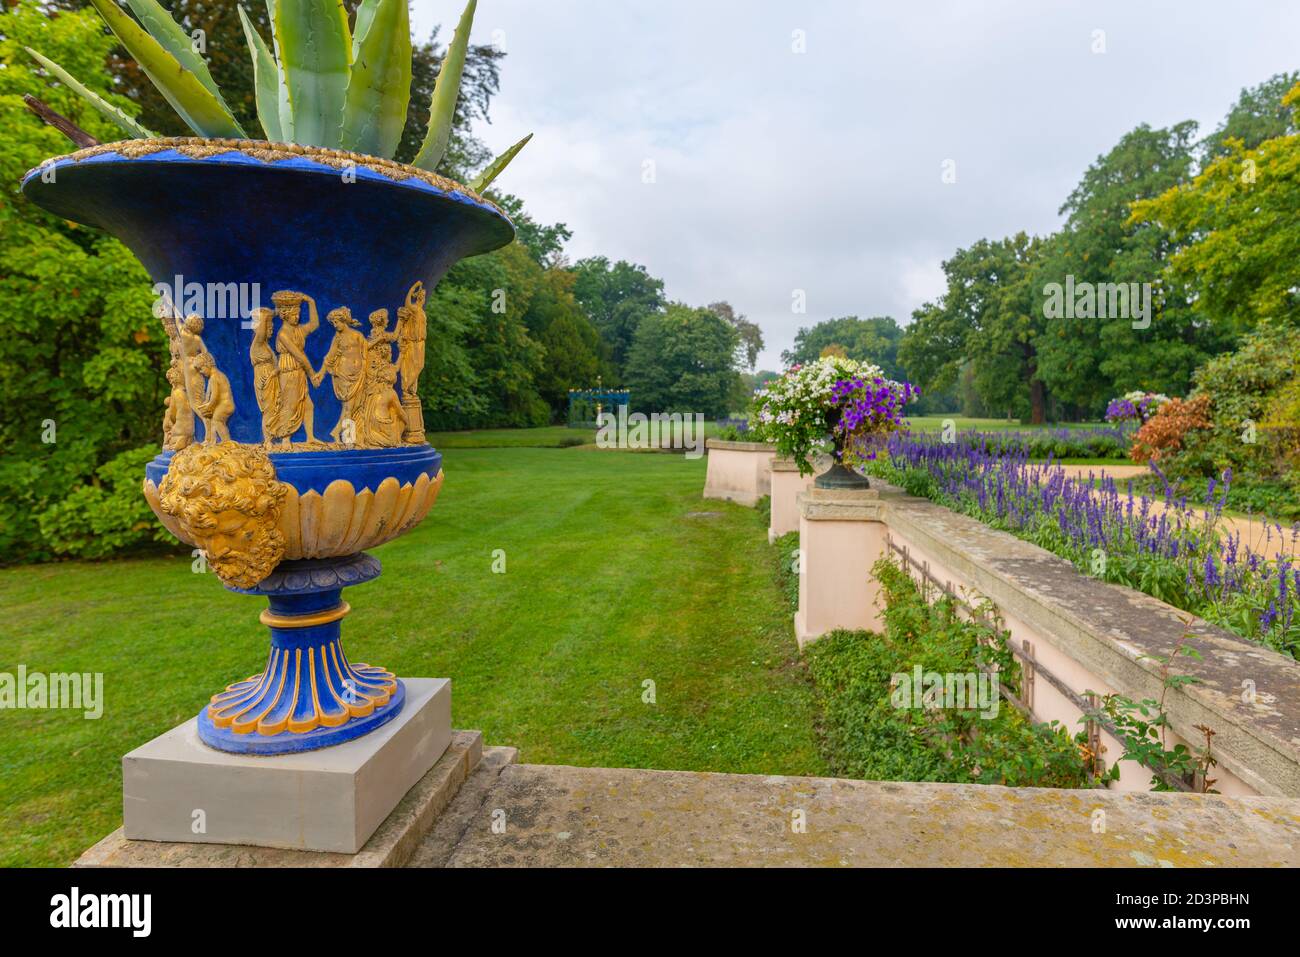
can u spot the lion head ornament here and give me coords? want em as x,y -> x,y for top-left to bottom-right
158,443 -> 289,589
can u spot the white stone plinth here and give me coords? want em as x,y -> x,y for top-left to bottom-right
122,677 -> 451,854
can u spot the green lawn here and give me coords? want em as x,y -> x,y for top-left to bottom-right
0,444 -> 824,866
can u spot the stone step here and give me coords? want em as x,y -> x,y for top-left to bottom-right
438,764 -> 1300,867
407,746 -> 519,867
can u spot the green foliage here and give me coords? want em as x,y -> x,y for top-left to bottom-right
570,256 -> 667,374
900,232 -> 1049,423
1203,72 -> 1300,156
1133,98 -> 1300,334
0,2 -> 167,563
804,558 -> 1095,788
1034,123 -> 1233,416
36,445 -> 169,559
783,316 -> 905,379
1086,633 -> 1218,792
1166,322 -> 1300,483
772,531 -> 799,613
623,304 -> 742,417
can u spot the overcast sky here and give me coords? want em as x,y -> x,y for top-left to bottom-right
411,0 -> 1300,370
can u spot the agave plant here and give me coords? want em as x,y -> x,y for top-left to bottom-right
25,0 -> 528,192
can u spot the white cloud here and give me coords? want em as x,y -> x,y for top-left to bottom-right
412,0 -> 1300,370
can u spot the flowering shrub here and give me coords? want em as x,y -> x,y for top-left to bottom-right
1106,391 -> 1171,424
1129,396 -> 1212,464
874,432 -> 1300,659
751,357 -> 918,474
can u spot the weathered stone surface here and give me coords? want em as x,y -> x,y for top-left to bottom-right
76,730 -> 484,868
443,764 -> 1300,868
407,746 -> 519,867
877,482 -> 1300,797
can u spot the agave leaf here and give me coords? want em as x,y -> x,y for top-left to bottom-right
412,0 -> 476,172
350,0 -> 380,62
238,6 -> 284,142
273,0 -> 352,148
339,0 -> 411,159
123,0 -> 228,109
25,47 -> 157,140
87,0 -> 245,138
264,0 -> 294,141
469,133 -> 531,193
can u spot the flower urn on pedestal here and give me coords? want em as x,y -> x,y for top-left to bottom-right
25,139 -> 513,755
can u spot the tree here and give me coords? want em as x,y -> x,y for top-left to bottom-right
623,304 -> 741,417
782,316 -> 905,380
1203,72 -> 1300,158
1033,122 -> 1233,415
570,256 -> 665,376
0,1 -> 165,561
900,234 -> 1050,422
706,301 -> 763,371
1132,86 -> 1300,335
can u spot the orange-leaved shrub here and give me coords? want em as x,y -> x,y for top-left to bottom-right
1129,395 -> 1212,464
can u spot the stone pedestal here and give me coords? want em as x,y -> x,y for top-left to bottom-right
768,456 -> 828,543
401,396 -> 425,444
120,677 -> 451,854
794,487 -> 887,648
702,439 -> 776,507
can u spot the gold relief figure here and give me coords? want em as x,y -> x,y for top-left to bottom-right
178,313 -> 211,414
248,307 -> 282,446
358,352 -> 407,447
366,308 -> 399,361
397,281 -> 427,399
270,290 -> 322,446
163,364 -> 195,450
397,281 -> 427,442
158,443 -> 288,589
319,307 -> 367,444
191,352 -> 235,444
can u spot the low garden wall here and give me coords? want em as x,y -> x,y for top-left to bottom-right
702,439 -> 776,507
796,481 -> 1300,798
768,456 -> 826,542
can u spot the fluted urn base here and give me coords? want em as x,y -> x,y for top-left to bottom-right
197,553 -> 404,755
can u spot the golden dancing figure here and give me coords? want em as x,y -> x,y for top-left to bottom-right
319,307 -> 367,444
270,291 -> 321,446
396,281 -> 427,442
248,307 -> 281,446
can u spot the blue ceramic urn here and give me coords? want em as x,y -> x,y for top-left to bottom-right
22,138 -> 514,753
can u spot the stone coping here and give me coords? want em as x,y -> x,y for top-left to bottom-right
874,482 -> 1300,797
771,454 -> 832,473
443,764 -> 1300,867
798,487 -> 884,522
705,438 -> 776,452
